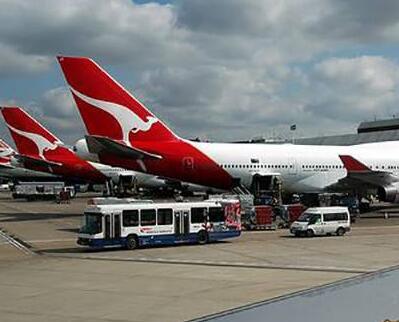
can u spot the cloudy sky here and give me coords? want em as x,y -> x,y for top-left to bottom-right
1,0 -> 399,146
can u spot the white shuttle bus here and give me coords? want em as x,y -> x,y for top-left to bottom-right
290,207 -> 351,237
77,198 -> 241,249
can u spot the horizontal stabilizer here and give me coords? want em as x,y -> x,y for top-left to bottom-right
85,135 -> 162,160
15,154 -> 62,168
339,155 -> 370,172
0,162 -> 13,169
339,154 -> 398,187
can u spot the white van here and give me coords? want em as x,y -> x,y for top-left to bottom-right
290,207 -> 350,237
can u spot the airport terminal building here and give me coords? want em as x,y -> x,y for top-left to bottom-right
296,118 -> 399,146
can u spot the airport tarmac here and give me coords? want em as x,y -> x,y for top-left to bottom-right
1,192 -> 399,321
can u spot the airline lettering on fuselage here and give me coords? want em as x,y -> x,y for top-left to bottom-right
69,87 -> 158,145
7,125 -> 60,159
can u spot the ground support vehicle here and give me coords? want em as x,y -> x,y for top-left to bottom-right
243,205 -> 277,230
290,206 -> 351,237
12,182 -> 75,201
77,198 -> 241,249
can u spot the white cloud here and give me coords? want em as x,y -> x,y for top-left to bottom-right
1,0 -> 399,143
304,56 -> 399,122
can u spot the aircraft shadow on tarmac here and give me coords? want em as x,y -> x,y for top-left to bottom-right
0,212 -> 81,222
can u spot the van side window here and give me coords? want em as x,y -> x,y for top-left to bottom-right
209,207 -> 225,222
324,212 -> 348,221
122,210 -> 139,227
140,209 -> 156,226
191,207 -> 206,224
309,214 -> 321,224
157,208 -> 173,225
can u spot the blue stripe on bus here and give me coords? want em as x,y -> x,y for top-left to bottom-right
80,230 -> 241,248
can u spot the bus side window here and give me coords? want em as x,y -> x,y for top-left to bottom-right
122,210 -> 139,227
140,209 -> 156,226
157,208 -> 173,225
191,207 -> 206,224
209,207 -> 224,222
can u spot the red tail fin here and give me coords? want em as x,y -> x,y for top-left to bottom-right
1,107 -> 62,158
57,56 -> 178,145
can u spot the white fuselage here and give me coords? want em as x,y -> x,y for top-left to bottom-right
0,165 -> 57,180
192,140 -> 399,193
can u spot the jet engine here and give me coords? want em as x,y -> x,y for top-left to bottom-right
377,184 -> 399,203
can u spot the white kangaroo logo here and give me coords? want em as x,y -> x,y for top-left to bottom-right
0,140 -> 14,158
70,87 -> 159,145
0,149 -> 14,158
7,125 -> 61,159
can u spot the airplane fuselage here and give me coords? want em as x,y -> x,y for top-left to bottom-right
97,140 -> 399,193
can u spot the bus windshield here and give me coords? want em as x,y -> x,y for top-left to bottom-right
80,212 -> 102,234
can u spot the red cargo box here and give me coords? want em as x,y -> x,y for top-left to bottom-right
288,204 -> 305,223
255,206 -> 273,225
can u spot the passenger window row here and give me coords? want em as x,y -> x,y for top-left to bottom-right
302,165 -> 343,169
122,206 -> 225,227
221,164 -> 293,169
122,208 -> 173,227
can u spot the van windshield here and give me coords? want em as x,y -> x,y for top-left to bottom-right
80,212 -> 102,234
297,212 -> 313,222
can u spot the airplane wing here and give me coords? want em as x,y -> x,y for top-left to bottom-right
85,135 -> 162,160
339,155 -> 399,187
15,154 -> 63,168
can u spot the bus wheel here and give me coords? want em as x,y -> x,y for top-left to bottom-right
126,235 -> 138,250
307,229 -> 314,238
336,227 -> 345,236
198,230 -> 208,245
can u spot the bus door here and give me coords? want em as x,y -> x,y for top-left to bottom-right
113,214 -> 121,239
174,210 -> 190,237
104,214 -> 121,240
104,214 -> 111,239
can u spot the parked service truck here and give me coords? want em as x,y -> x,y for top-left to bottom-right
12,182 -> 75,201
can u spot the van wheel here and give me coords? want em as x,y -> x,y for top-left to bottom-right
198,230 -> 208,245
307,229 -> 314,238
336,227 -> 345,236
126,235 -> 138,250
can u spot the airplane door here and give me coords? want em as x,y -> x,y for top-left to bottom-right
289,158 -> 297,175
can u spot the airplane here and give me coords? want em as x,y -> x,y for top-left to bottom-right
57,56 -> 399,203
0,107 -> 179,191
0,138 -> 59,181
